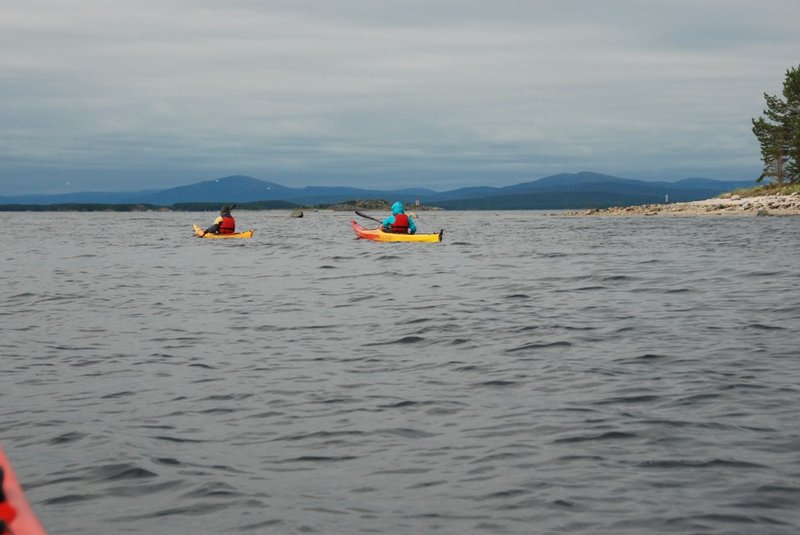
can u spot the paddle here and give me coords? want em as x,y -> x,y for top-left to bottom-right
354,210 -> 383,224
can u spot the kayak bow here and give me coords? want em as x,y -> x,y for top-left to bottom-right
0,447 -> 48,535
193,224 -> 253,239
351,221 -> 443,243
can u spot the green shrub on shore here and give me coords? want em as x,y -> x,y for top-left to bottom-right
721,183 -> 800,198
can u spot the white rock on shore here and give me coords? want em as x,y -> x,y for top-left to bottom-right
569,192 -> 800,216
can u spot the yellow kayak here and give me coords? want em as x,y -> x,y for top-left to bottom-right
193,224 -> 254,239
351,221 -> 443,243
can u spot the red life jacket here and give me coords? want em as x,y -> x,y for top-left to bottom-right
219,215 -> 236,234
389,213 -> 410,233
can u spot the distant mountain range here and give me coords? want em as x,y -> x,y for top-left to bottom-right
0,172 -> 758,209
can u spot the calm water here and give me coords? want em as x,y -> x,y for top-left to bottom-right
2,210 -> 799,534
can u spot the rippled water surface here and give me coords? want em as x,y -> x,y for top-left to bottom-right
2,211 -> 800,534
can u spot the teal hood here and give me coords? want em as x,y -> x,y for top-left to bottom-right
391,201 -> 405,215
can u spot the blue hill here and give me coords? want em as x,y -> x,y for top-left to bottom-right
0,172 -> 758,209
137,175 -> 294,204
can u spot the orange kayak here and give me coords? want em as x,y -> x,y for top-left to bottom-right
351,221 -> 443,242
0,447 -> 48,535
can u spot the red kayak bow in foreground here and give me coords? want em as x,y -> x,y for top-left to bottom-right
1,447 -> 48,535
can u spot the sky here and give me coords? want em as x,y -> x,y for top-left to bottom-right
1,0 -> 799,195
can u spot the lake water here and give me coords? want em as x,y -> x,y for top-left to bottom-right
2,210 -> 799,534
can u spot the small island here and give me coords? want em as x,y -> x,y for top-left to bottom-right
317,199 -> 443,212
568,185 -> 800,216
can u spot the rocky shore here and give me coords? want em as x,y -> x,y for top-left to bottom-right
568,193 -> 800,216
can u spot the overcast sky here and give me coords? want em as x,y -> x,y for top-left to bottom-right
2,0 -> 799,195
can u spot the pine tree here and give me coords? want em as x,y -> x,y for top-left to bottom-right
752,65 -> 800,184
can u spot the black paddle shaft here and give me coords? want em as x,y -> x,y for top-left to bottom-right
355,211 -> 383,224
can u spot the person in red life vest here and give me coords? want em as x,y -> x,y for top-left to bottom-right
381,201 -> 417,234
203,205 -> 236,236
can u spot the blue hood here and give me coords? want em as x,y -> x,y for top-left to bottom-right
391,201 -> 405,215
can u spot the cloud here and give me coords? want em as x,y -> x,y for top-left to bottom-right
1,0 -> 799,194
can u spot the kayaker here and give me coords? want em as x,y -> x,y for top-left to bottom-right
203,205 -> 236,236
382,201 -> 416,234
